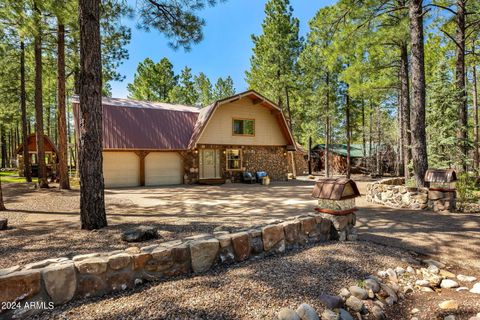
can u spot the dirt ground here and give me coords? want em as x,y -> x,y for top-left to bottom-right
1,177 -> 480,271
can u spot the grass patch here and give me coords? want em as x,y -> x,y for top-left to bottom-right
0,170 -> 27,183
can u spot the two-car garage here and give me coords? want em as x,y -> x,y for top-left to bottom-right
102,151 -> 184,188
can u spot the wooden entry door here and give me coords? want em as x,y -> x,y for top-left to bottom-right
200,149 -> 220,179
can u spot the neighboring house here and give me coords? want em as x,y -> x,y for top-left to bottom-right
16,133 -> 58,178
72,90 -> 301,188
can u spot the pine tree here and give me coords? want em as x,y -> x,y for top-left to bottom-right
213,76 -> 235,101
169,66 -> 198,105
245,0 -> 302,118
194,72 -> 213,106
127,57 -> 177,102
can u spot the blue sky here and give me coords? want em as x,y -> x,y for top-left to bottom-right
110,0 -> 337,98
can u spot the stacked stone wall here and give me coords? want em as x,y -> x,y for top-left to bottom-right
366,178 -> 429,210
0,212 -> 356,319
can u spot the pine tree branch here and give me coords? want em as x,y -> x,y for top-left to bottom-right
424,3 -> 457,15
440,28 -> 462,50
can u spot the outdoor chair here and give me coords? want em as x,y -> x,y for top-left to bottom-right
243,171 -> 256,184
255,171 -> 268,183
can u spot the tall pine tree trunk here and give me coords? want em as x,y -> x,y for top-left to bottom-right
34,2 -> 49,188
0,126 -> 6,168
397,92 -> 403,176
325,72 -> 330,178
78,0 -> 107,229
0,177 -> 5,211
409,0 -> 428,187
473,57 -> 479,170
376,104 -> 382,175
456,0 -> 467,169
57,22 -> 70,189
346,92 -> 351,179
400,42 -> 412,178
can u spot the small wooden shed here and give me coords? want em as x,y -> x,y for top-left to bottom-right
16,134 -> 59,177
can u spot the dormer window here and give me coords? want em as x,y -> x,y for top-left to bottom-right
232,118 -> 255,136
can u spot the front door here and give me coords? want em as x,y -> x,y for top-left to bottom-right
200,149 -> 220,179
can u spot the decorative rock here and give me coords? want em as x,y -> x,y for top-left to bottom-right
423,259 -> 445,268
403,285 -> 414,294
132,252 -> 152,270
425,274 -> 442,287
231,232 -> 250,262
277,308 -> 301,320
24,258 -> 69,270
364,278 -> 380,293
74,257 -> 108,275
349,286 -> 368,300
76,275 -> 106,297
345,296 -> 364,312
411,308 -> 420,314
42,262 -> 77,305
319,294 -> 344,309
457,274 -> 477,282
338,309 -> 354,320
420,287 -> 434,292
134,278 -> 143,286
0,269 -> 41,303
377,270 -> 387,278
440,279 -> 459,289
106,272 -> 132,291
121,225 -> 159,242
262,224 -> 285,253
439,269 -> 456,278
296,303 -> 319,320
321,309 -> 339,320
282,220 -> 303,247
394,266 -> 405,275
72,252 -> 102,262
0,218 -> 7,230
470,282 -> 480,294
371,305 -> 386,320
444,315 -> 455,320
339,288 -> 351,299
406,266 -> 415,273
427,264 -> 440,274
385,296 -> 396,306
108,253 -> 132,270
386,268 -> 397,282
0,265 -> 21,276
380,284 -> 398,303
189,238 -> 219,273
438,300 -> 459,310
456,287 -> 469,292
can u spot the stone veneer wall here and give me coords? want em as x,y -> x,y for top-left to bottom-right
0,213 -> 356,319
366,178 -> 429,210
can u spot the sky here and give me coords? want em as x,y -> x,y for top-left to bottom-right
110,0 -> 338,98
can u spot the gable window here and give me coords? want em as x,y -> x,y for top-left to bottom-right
226,149 -> 242,170
233,119 -> 255,136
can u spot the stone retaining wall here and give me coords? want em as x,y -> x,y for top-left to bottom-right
0,213 -> 355,319
366,178 -> 429,210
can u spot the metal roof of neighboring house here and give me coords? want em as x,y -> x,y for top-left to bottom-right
313,143 -> 379,158
72,90 -> 296,151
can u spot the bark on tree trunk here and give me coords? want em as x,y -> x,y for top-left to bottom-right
0,127 -> 6,168
376,103 -> 382,175
369,103 -> 373,173
456,0 -> 468,169
57,23 -> 70,190
78,0 -> 107,229
346,92 -> 351,179
20,41 -> 31,182
409,0 -> 428,187
285,86 -> 293,133
0,177 -> 5,211
34,2 -> 49,188
362,99 -> 366,166
325,72 -> 330,178
400,42 -> 412,178
473,57 -> 479,170
397,91 -> 403,176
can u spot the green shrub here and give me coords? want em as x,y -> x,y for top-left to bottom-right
456,172 -> 478,212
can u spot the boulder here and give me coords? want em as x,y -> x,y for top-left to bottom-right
76,274 -> 106,298
371,306 -> 386,320
42,262 -> 77,305
440,279 -> 459,289
107,253 -> 132,270
345,296 -> 364,312
277,308 -> 301,320
231,232 -> 250,262
349,286 -> 368,300
321,309 -> 339,320
282,220 -> 303,247
470,282 -> 480,294
296,303 -> 319,320
74,257 -> 108,275
338,309 -> 354,320
457,274 -> 477,282
262,224 -> 285,253
0,269 -> 41,303
121,225 -> 159,242
438,300 -> 459,310
0,265 -> 21,276
0,218 -> 7,230
364,278 -> 380,293
319,294 -> 344,309
189,238 -> 219,273
132,252 -> 152,271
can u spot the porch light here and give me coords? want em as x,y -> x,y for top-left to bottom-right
194,149 -> 198,154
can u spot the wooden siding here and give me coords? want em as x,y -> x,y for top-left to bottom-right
197,97 -> 288,146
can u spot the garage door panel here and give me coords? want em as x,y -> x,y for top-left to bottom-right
145,152 -> 183,186
103,152 -> 140,188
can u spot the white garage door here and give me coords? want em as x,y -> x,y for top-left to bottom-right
103,152 -> 140,188
145,152 -> 183,186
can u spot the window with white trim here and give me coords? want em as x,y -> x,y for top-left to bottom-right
226,149 -> 242,170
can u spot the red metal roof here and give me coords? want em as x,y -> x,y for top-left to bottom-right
72,90 -> 296,151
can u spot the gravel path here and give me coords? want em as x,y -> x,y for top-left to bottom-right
35,241 -> 414,320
